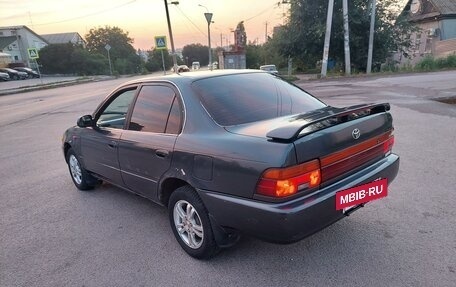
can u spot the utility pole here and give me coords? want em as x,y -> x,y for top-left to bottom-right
321,0 -> 335,78
342,0 -> 351,75
164,0 -> 178,73
367,0 -> 376,74
265,21 -> 268,43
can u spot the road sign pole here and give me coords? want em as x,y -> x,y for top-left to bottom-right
107,49 -> 113,76
35,59 -> 43,84
105,44 -> 113,76
161,50 -> 166,75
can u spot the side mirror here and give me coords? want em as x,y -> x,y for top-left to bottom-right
77,115 -> 94,128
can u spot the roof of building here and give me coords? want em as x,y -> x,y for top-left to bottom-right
41,32 -> 85,45
404,0 -> 456,22
432,0 -> 456,14
0,25 -> 49,44
0,36 -> 16,50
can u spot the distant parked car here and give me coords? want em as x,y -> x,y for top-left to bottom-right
260,64 -> 279,75
13,67 -> 40,78
177,65 -> 190,73
0,72 -> 10,81
0,68 -> 27,80
192,61 -> 200,70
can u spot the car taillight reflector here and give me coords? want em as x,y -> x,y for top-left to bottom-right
256,160 -> 321,198
321,130 -> 395,182
383,135 -> 395,155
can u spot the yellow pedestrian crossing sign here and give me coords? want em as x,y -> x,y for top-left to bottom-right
155,36 -> 167,50
27,48 -> 39,59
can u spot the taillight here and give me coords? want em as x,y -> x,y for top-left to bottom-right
383,135 -> 394,155
256,160 -> 321,198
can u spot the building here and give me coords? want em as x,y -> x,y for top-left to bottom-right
399,0 -> 456,65
0,25 -> 48,68
218,21 -> 246,69
41,32 -> 86,48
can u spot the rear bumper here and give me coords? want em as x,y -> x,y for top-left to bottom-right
197,154 -> 399,243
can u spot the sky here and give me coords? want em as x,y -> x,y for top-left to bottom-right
0,0 -> 288,50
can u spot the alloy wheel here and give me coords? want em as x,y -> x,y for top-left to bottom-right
173,200 -> 204,249
69,155 -> 82,185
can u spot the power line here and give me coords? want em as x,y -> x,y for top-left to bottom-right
30,0 -> 137,26
243,2 -> 278,23
173,5 -> 207,38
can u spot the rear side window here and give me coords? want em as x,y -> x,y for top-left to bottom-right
128,85 -> 181,133
192,73 -> 325,126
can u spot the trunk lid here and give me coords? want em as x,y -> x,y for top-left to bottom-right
226,103 -> 394,184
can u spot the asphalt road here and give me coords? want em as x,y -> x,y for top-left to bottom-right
1,71 -> 455,287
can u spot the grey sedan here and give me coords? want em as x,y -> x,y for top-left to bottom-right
62,70 -> 399,259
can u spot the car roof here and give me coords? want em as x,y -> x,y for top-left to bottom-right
121,69 -> 266,87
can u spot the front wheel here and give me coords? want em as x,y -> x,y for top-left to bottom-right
66,148 -> 97,190
168,186 -> 219,259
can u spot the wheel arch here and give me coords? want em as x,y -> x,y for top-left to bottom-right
159,177 -> 189,207
63,142 -> 72,162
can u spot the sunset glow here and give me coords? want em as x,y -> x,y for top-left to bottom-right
1,0 -> 286,49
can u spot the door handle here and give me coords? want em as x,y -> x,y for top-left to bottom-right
108,141 -> 117,148
155,149 -> 169,158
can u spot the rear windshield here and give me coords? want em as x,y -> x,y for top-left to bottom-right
192,73 -> 326,126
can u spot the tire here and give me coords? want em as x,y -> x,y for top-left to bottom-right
168,185 -> 219,259
66,148 -> 97,190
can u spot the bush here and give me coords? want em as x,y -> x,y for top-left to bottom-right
414,54 -> 456,71
415,56 -> 437,71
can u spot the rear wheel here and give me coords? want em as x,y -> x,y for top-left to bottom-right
66,148 -> 97,190
168,186 -> 219,259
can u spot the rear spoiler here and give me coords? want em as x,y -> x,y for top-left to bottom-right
266,103 -> 390,142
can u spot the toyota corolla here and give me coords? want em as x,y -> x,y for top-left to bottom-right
62,70 -> 399,259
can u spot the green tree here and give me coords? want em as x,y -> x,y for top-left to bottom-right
38,43 -> 108,75
182,43 -> 209,66
85,26 -> 141,74
71,49 -> 108,75
274,0 -> 416,72
145,49 -> 173,72
246,43 -> 264,69
38,43 -> 76,74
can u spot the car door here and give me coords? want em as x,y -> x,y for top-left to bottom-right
80,87 -> 137,186
118,84 -> 183,200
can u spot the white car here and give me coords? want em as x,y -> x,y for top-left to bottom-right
260,64 -> 279,75
192,61 -> 200,70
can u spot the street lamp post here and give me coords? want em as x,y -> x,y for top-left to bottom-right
199,4 -> 213,70
164,0 -> 178,73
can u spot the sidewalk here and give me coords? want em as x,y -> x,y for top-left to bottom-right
0,75 -> 115,96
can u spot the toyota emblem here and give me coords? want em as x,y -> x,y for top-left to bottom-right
352,128 -> 361,139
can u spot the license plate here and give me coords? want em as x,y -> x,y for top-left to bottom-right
336,179 -> 388,211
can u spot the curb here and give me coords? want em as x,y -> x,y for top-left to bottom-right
0,76 -> 115,96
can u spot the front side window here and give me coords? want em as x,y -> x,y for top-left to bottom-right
128,85 -> 181,133
97,88 -> 137,129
